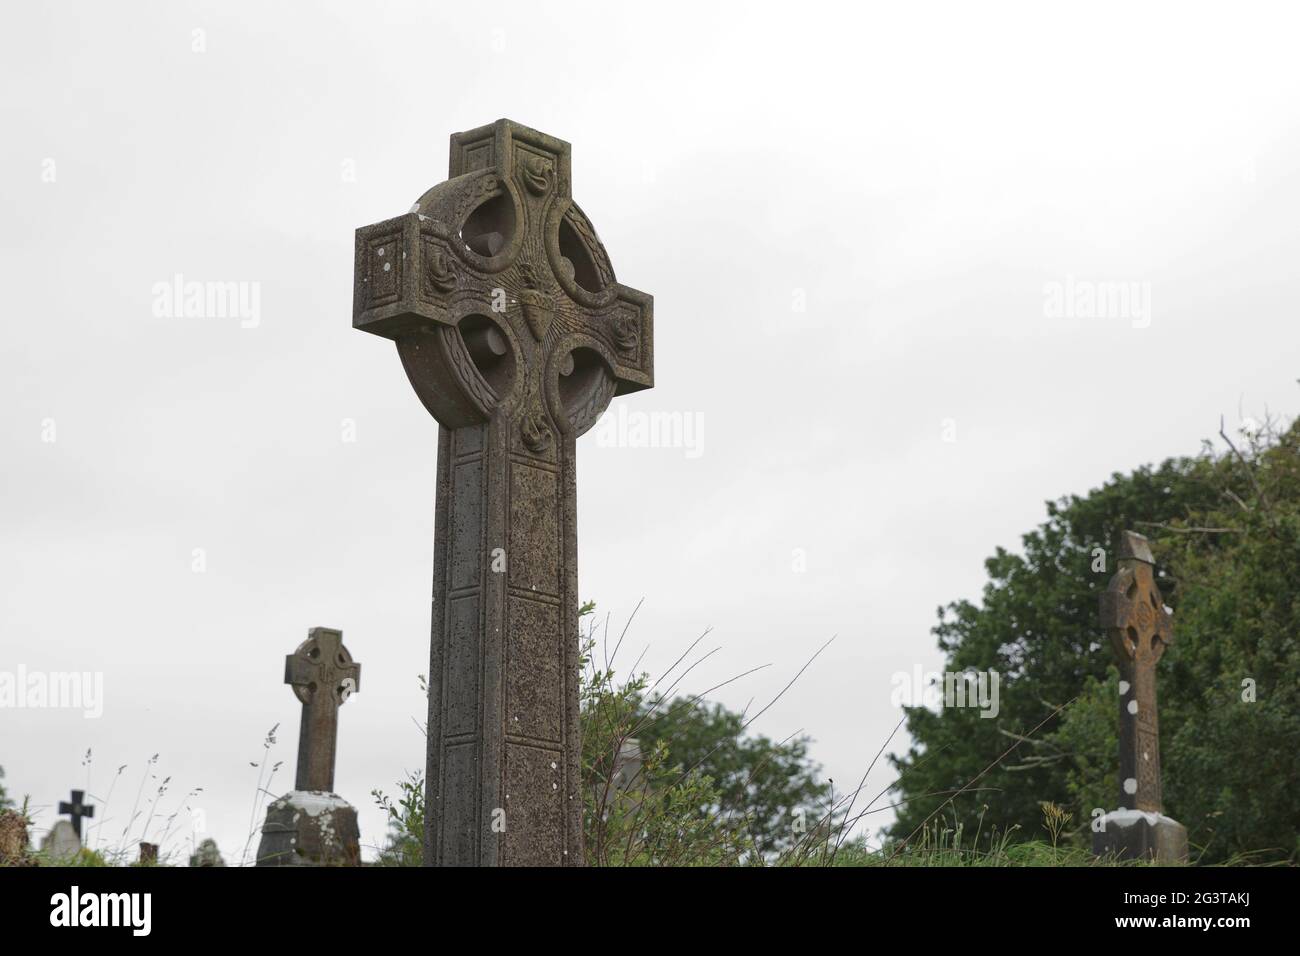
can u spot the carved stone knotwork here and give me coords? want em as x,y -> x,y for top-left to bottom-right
1093,531 -> 1188,863
424,244 -> 459,294
352,119 -> 654,866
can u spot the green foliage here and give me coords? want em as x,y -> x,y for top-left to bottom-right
1153,423 -> 1300,862
581,633 -> 753,865
888,418 -> 1300,863
376,602 -> 830,865
836,802 -> 1156,867
372,770 -> 424,867
581,601 -> 833,864
628,697 -> 825,856
30,846 -> 109,868
0,766 -> 9,810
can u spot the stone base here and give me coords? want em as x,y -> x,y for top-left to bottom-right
255,791 -> 360,867
0,810 -> 33,866
1092,809 -> 1188,863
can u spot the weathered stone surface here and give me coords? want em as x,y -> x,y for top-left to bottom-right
137,841 -> 158,865
41,820 -> 81,862
597,738 -> 646,817
1092,810 -> 1188,863
1094,531 -> 1188,863
188,837 -> 226,867
256,627 -> 362,866
284,627 -> 360,792
255,791 -> 360,867
353,119 -> 654,866
0,809 -> 32,865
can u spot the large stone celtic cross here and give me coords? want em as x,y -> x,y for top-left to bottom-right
1099,531 -> 1174,813
353,119 -> 653,866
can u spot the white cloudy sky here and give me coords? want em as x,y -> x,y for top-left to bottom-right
2,1 -> 1298,863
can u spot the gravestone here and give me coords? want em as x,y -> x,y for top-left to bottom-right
189,837 -> 226,867
611,738 -> 644,796
607,738 -> 646,817
1093,531 -> 1188,862
353,119 -> 654,866
137,841 -> 158,865
592,737 -> 646,819
256,627 -> 362,866
41,820 -> 81,862
58,788 -> 93,838
0,809 -> 32,865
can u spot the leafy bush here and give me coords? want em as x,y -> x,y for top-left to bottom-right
376,602 -> 831,865
889,417 -> 1300,863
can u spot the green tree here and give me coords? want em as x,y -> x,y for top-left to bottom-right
628,696 -> 826,856
580,601 -> 828,863
378,605 -> 829,865
888,420 -> 1300,863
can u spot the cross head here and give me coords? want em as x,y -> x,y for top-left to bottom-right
352,119 -> 651,443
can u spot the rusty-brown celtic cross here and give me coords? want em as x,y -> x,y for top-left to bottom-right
1099,531 -> 1174,813
352,120 -> 653,866
285,627 -> 361,793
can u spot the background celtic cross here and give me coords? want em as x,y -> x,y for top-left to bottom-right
1099,531 -> 1174,813
57,789 -> 94,839
284,627 -> 361,793
352,119 -> 654,866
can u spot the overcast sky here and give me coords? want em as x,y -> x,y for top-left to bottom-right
3,1 -> 1299,863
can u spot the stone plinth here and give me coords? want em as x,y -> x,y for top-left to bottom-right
1093,809 -> 1188,863
255,790 -> 361,867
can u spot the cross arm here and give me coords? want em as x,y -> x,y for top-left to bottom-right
1099,568 -> 1139,659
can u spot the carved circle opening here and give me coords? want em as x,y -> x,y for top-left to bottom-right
558,219 -> 604,293
461,192 -> 515,257
558,347 -> 613,424
458,313 -> 515,398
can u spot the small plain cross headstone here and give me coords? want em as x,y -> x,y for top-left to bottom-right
57,789 -> 93,838
1093,531 -> 1188,862
255,627 -> 362,866
353,119 -> 654,866
41,820 -> 81,862
611,738 -> 644,795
